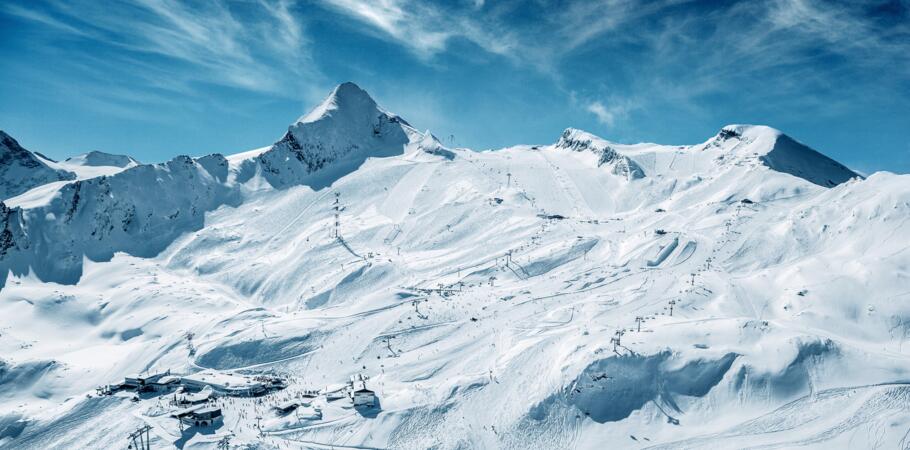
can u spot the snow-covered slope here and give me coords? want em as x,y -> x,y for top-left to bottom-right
1,83 -> 907,450
0,131 -> 75,200
64,150 -> 139,169
0,83 -> 431,287
2,148 -> 142,210
58,150 -> 141,179
705,125 -> 860,187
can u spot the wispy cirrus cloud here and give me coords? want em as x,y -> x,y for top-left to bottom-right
9,0 -> 905,125
318,0 -> 909,134
2,0 -> 316,114
1,0 -> 906,170
568,0 -> 908,130
319,0 -> 517,59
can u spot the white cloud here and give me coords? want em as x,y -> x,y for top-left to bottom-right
586,101 -> 616,126
319,0 -> 515,59
585,99 -> 637,129
319,0 -> 908,120
3,0 -> 316,95
5,0 -> 907,137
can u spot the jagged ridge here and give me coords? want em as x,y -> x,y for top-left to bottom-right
554,128 -> 645,180
245,82 -> 416,189
0,131 -> 76,200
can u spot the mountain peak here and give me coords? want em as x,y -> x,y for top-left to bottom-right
555,128 -> 613,151
284,82 -> 411,145
248,82 -> 415,189
64,150 -> 140,168
0,131 -> 76,200
553,128 -> 645,180
297,82 -> 379,125
711,124 -> 860,187
334,81 -> 372,101
714,124 -> 781,142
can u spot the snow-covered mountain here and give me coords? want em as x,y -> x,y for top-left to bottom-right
64,150 -> 139,169
236,81 -> 417,190
1,83 -> 908,450
706,124 -> 859,187
0,131 -> 75,200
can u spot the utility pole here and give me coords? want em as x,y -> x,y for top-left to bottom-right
635,316 -> 644,332
217,434 -> 232,450
610,329 -> 625,352
128,425 -> 152,450
333,192 -> 341,239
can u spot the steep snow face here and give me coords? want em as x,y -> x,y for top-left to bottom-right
242,82 -> 415,189
707,125 -> 860,187
0,131 -> 75,200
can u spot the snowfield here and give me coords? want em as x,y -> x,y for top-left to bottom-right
1,82 -> 909,449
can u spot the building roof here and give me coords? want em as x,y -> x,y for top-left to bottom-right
322,383 -> 348,394
182,371 -> 264,392
194,406 -> 222,415
275,400 -> 299,412
170,405 -> 204,418
155,375 -> 179,385
177,391 -> 211,404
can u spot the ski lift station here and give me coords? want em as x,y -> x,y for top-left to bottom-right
171,406 -> 223,427
152,375 -> 180,392
123,370 -> 174,392
352,387 -> 376,407
348,373 -> 377,406
180,371 -> 266,396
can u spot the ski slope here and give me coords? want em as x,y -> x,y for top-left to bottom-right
1,83 -> 909,449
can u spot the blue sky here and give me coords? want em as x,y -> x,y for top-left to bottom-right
1,0 -> 908,174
